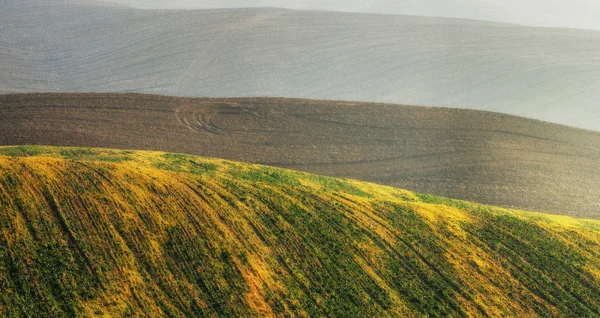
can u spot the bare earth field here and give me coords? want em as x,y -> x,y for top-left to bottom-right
2,1 -> 600,130
1,93 -> 599,218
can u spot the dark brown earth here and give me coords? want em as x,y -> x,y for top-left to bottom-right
2,93 -> 599,218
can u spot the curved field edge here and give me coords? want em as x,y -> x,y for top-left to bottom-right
0,145 -> 599,317
4,93 -> 600,219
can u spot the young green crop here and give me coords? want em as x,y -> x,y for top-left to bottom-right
0,146 -> 599,317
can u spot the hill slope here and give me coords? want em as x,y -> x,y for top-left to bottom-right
1,2 -> 600,130
99,0 -> 600,30
0,146 -> 599,317
2,93 -> 600,218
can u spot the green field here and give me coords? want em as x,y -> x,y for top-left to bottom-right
1,146 -> 599,317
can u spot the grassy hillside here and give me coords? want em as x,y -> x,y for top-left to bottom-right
0,146 -> 599,317
2,93 -> 600,218
2,2 -> 600,130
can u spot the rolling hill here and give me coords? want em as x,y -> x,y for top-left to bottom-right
2,1 -> 600,130
0,145 -> 599,317
1,93 -> 600,218
101,0 -> 600,30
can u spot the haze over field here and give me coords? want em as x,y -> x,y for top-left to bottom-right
1,1 -> 600,130
101,0 -> 600,31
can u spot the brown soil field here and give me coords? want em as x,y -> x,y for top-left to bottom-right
1,93 -> 599,218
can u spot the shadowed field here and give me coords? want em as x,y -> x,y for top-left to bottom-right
1,93 -> 600,218
2,1 -> 600,129
0,146 -> 599,317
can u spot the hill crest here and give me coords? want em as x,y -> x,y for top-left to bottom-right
2,93 -> 600,218
2,2 -> 600,130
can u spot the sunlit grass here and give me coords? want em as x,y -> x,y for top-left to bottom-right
0,145 -> 599,317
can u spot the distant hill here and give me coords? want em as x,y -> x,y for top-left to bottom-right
99,0 -> 600,30
1,145 -> 599,317
2,93 -> 600,218
1,2 -> 600,130
98,0 -> 600,30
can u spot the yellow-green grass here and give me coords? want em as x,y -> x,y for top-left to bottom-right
0,145 -> 599,317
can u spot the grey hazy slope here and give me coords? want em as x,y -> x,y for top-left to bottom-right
1,2 -> 600,130
101,0 -> 600,31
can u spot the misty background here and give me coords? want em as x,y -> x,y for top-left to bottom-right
102,0 -> 600,30
1,0 -> 599,130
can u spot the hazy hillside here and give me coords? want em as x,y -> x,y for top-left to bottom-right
2,93 -> 600,218
0,145 -> 599,317
101,0 -> 600,30
2,2 -> 600,130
